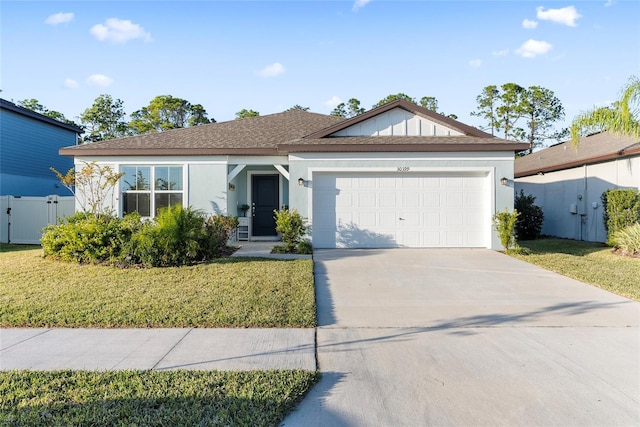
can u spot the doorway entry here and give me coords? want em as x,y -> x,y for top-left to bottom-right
251,174 -> 279,237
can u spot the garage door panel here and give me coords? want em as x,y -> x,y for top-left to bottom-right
312,172 -> 487,248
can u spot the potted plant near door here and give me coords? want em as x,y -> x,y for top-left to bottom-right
239,204 -> 250,217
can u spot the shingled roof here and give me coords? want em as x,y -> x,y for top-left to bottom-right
60,100 -> 527,157
515,131 -> 640,178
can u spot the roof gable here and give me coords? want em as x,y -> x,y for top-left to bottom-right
515,131 -> 640,177
304,99 -> 493,139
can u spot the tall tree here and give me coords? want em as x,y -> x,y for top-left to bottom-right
331,98 -> 365,118
419,96 -> 438,112
129,95 -> 212,135
522,86 -> 567,153
571,75 -> 640,145
372,93 -> 415,109
496,83 -> 527,140
235,109 -> 260,119
79,94 -> 128,143
471,85 -> 500,136
285,105 -> 310,112
18,98 -> 79,127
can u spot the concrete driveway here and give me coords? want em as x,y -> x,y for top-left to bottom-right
283,249 -> 640,426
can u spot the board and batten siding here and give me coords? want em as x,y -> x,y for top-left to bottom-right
331,108 -> 464,137
0,108 -> 76,196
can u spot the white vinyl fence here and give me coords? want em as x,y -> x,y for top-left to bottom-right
0,195 -> 75,244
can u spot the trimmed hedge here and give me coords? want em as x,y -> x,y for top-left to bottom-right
514,189 -> 544,240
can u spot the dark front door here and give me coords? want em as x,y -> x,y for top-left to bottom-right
251,174 -> 279,236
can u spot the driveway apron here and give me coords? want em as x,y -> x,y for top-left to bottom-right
283,249 -> 640,426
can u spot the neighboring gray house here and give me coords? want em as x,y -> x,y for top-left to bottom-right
0,98 -> 82,196
515,131 -> 640,243
60,100 -> 527,249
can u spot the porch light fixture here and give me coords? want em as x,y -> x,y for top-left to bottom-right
500,177 -> 509,186
298,177 -> 305,186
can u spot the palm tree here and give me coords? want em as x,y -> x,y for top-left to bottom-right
571,75 -> 640,145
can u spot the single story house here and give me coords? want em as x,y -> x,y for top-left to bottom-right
60,100 -> 527,249
515,131 -> 640,242
0,98 -> 82,196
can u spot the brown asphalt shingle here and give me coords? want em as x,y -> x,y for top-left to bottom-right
515,131 -> 640,177
60,101 -> 528,157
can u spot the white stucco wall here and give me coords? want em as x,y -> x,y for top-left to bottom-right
515,156 -> 640,242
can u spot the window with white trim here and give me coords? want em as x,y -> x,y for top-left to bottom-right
121,165 -> 183,217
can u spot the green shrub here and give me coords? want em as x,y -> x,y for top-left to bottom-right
611,223 -> 640,256
41,212 -> 143,264
493,208 -> 520,252
296,239 -> 313,254
204,214 -> 239,257
601,189 -> 640,245
130,205 -> 209,267
514,190 -> 544,240
274,208 -> 307,253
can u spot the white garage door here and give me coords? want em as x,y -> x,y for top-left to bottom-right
312,172 -> 488,248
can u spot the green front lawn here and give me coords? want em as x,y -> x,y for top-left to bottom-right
0,247 -> 316,328
0,370 -> 319,426
511,238 -> 640,301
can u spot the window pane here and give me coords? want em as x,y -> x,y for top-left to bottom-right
123,166 -> 150,190
155,166 -> 183,190
123,192 -> 150,217
169,167 -> 183,190
154,193 -> 182,215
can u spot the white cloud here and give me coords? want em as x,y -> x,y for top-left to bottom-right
86,74 -> 114,87
516,39 -> 553,58
536,6 -> 582,27
325,96 -> 342,108
90,18 -> 152,43
45,12 -> 74,25
468,59 -> 482,68
492,49 -> 509,57
257,62 -> 285,78
604,0 -> 615,7
64,78 -> 79,89
353,0 -> 371,12
522,19 -> 538,29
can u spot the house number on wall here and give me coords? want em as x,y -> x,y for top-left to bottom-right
397,167 -> 410,172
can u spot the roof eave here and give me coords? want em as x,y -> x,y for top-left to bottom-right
60,147 -> 281,157
515,147 -> 640,178
283,143 -> 529,153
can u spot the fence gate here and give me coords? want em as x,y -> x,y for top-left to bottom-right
1,195 -> 75,244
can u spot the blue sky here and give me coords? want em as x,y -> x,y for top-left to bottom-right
1,0 -> 638,141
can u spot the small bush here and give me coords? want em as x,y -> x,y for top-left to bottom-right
41,212 -> 143,264
514,190 -> 544,240
611,223 -> 640,256
297,239 -> 313,254
130,205 -> 210,267
601,189 -> 640,245
204,214 -> 239,257
493,208 -> 520,252
274,208 -> 307,253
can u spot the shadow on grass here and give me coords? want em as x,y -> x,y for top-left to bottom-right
518,237 -> 609,257
0,243 -> 41,253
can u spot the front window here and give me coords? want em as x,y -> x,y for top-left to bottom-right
122,165 -> 183,217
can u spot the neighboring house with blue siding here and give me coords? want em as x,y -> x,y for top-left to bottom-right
0,98 -> 83,196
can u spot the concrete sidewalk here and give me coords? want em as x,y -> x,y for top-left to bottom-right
231,241 -> 312,259
0,328 -> 315,371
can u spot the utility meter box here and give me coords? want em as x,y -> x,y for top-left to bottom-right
569,204 -> 578,214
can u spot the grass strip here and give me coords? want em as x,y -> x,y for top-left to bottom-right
0,369 -> 319,427
0,248 -> 316,328
512,238 -> 640,301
